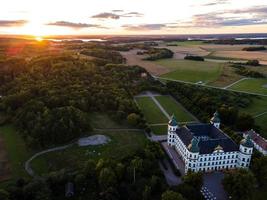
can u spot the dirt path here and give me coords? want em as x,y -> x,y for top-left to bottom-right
223,77 -> 251,89
156,76 -> 267,97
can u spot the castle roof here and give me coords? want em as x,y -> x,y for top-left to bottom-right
210,111 -> 220,123
241,134 -> 254,148
169,115 -> 178,126
176,123 -> 239,154
245,130 -> 267,150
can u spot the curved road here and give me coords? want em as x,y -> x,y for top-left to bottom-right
24,129 -> 144,177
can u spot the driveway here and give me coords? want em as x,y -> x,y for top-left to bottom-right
203,172 -> 228,200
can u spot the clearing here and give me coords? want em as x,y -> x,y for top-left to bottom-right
31,130 -> 147,175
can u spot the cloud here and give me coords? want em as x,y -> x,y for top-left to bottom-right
112,10 -> 124,12
91,12 -> 120,19
177,5 -> 267,28
122,24 -> 167,31
91,11 -> 143,20
0,20 -> 27,27
46,21 -> 105,29
201,0 -> 229,6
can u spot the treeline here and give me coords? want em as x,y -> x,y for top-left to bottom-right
231,64 -> 265,78
0,52 -> 156,147
206,39 -> 267,45
166,81 -> 257,132
142,48 -> 174,61
184,55 -> 205,61
242,46 -> 266,51
0,141 -> 206,200
223,153 -> 267,200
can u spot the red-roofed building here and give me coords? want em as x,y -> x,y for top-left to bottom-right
243,130 -> 267,156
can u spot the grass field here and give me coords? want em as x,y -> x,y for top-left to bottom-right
158,59 -> 222,83
155,96 -> 195,122
229,78 -> 267,95
89,112 -> 130,129
151,125 -> 167,135
31,130 -> 147,175
135,97 -> 168,124
0,125 -> 32,179
255,114 -> 267,138
239,96 -> 267,116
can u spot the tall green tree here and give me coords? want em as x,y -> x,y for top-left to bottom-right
161,190 -> 184,200
223,169 -> 256,200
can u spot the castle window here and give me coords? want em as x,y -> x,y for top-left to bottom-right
242,158 -> 245,161
244,148 -> 247,153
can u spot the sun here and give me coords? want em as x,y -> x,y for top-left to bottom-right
35,36 -> 43,42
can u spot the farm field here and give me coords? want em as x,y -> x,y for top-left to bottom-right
135,96 -> 168,124
210,50 -> 267,65
155,96 -> 195,122
31,130 -> 147,175
121,49 -> 170,76
158,59 -> 223,83
229,78 -> 267,95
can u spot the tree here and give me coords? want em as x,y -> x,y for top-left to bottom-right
127,113 -> 140,126
223,169 -> 256,200
236,113 -> 255,131
161,190 -> 184,200
251,156 -> 267,186
0,189 -> 10,200
131,157 -> 143,183
98,167 -> 117,190
182,171 -> 203,191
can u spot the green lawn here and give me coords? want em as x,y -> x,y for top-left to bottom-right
135,97 -> 168,124
229,78 -> 267,95
155,96 -> 195,122
255,113 -> 267,138
151,125 -> 168,135
158,59 -> 222,83
31,130 -> 147,175
240,96 -> 267,116
0,125 -> 32,179
89,112 -> 130,129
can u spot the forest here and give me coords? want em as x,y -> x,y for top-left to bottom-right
0,43 -> 159,148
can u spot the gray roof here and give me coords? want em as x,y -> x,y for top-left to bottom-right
176,123 -> 239,154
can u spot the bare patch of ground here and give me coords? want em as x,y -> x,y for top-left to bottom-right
209,64 -> 243,87
0,135 -> 11,181
78,135 -> 111,146
211,50 -> 267,64
158,44 -> 210,59
121,49 -> 171,76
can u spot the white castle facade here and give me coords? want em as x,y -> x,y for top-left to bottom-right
167,112 -> 253,174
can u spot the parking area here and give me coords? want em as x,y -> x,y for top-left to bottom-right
203,172 -> 228,200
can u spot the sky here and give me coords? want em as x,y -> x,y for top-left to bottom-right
0,0 -> 267,36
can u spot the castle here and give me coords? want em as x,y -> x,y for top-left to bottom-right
167,112 -> 253,174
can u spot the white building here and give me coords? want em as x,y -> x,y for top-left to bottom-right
243,130 -> 267,156
167,112 -> 253,174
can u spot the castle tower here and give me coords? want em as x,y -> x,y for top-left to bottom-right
186,137 -> 200,173
210,111 -> 220,129
167,115 -> 178,146
238,135 -> 253,168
